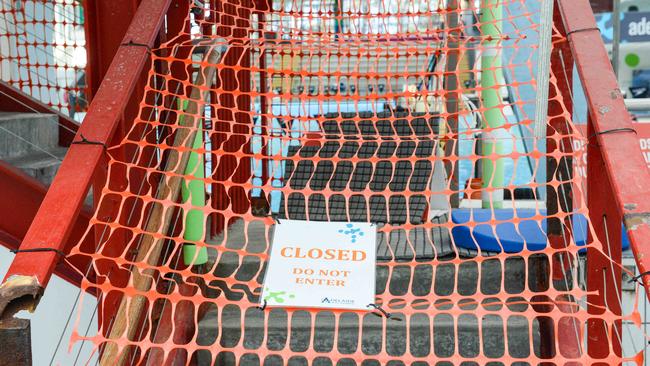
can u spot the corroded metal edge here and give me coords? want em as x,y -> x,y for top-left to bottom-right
0,275 -> 43,321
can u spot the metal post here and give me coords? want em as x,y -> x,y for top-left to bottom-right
541,1 -> 579,359
612,0 -> 621,78
0,319 -> 31,366
554,0 -> 650,360
211,0 -> 253,233
444,0 -> 461,208
586,113 -> 623,360
83,0 -> 142,98
479,0 -> 506,209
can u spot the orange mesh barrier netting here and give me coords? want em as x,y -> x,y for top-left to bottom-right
63,0 -> 641,365
0,0 -> 88,117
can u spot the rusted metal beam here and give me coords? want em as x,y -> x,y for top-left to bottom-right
0,318 -> 31,366
0,161 -> 92,287
0,81 -> 79,146
0,0 -> 172,318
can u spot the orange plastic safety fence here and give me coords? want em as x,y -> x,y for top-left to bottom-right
0,0 -> 88,118
64,0 -> 642,365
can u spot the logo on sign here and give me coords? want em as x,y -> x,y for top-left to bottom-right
629,17 -> 650,36
338,223 -> 365,243
262,220 -> 376,310
321,297 -> 354,305
596,11 -> 650,43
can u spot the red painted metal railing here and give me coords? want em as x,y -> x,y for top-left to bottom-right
0,0 -> 173,316
0,0 -> 648,363
0,160 -> 91,287
555,0 -> 650,355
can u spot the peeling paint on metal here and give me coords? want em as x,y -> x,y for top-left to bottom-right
610,89 -> 623,99
0,275 -> 43,320
598,105 -> 611,115
624,203 -> 638,211
624,212 -> 650,231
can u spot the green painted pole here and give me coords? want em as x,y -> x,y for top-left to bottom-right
181,103 -> 208,266
480,0 -> 506,209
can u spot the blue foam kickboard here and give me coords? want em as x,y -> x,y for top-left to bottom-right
451,208 -> 630,253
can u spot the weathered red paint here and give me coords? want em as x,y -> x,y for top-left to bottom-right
557,0 -> 650,360
1,0 -> 172,294
558,0 -> 650,289
83,0 -> 142,99
0,161 -> 92,288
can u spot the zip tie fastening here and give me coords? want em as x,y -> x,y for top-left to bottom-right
71,134 -> 107,150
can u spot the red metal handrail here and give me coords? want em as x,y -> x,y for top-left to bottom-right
0,160 -> 92,287
557,0 -> 650,295
0,0 -> 172,318
556,0 -> 650,357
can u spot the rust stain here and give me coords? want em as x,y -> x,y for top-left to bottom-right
624,213 -> 650,231
598,105 -> 611,115
0,276 -> 42,321
625,203 -> 638,211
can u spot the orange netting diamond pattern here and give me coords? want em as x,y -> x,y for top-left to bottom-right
65,1 -> 639,365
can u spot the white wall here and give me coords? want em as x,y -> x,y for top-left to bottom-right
0,246 -> 98,365
622,254 -> 650,364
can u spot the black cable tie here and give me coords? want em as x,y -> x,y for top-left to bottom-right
257,299 -> 268,311
566,27 -> 601,38
367,303 -> 393,319
71,134 -> 107,150
268,214 -> 281,225
11,247 -> 66,257
588,127 -> 637,141
629,271 -> 650,284
120,40 -> 152,53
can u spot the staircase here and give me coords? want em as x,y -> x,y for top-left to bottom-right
0,112 -> 66,186
280,111 -> 439,225
187,219 -> 537,365
181,110 -> 539,364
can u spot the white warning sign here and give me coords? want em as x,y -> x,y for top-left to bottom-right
261,220 -> 376,311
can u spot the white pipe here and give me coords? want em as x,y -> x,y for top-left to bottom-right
625,98 -> 650,111
613,0 -> 621,78
534,0 -> 555,139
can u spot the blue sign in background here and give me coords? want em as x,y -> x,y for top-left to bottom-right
596,11 -> 650,43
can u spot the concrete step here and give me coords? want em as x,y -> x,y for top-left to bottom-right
194,307 -> 537,365
181,219 -> 547,365
0,112 -> 60,159
3,147 -> 66,186
200,220 -> 532,297
200,250 -> 531,307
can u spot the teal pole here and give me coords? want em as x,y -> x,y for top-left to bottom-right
480,0 -> 507,209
